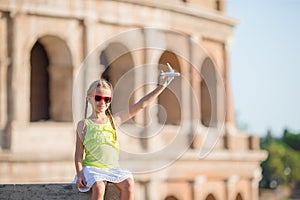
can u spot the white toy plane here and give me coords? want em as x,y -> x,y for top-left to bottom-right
160,63 -> 181,78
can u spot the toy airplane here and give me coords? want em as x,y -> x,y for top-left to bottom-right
160,63 -> 181,78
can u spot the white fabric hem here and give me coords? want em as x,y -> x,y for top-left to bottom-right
72,166 -> 133,193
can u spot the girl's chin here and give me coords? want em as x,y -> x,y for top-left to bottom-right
96,107 -> 107,112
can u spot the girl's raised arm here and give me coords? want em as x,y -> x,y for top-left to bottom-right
113,75 -> 172,126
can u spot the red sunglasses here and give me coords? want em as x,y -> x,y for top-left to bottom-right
90,94 -> 112,103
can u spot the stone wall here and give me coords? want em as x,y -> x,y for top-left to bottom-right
0,1 -> 267,200
0,183 -> 120,200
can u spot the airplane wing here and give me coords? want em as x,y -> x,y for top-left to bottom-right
166,63 -> 174,72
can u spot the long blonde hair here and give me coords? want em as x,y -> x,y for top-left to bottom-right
84,79 -> 116,131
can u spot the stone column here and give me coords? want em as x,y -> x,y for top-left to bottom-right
9,12 -> 32,126
131,47 -> 145,126
223,43 -> 237,134
181,58 -> 192,130
193,175 -> 207,200
0,12 -> 10,149
76,15 -> 98,120
251,168 -> 262,200
82,15 -> 99,87
146,179 -> 160,200
142,49 -> 158,149
226,175 -> 239,200
141,29 -> 162,150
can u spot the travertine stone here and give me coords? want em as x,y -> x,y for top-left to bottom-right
0,183 -> 120,200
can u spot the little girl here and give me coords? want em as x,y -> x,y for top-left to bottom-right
74,73 -> 174,200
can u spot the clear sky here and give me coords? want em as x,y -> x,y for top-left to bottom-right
226,0 -> 300,137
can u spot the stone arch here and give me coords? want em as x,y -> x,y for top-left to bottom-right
200,57 -> 217,127
165,195 -> 179,200
205,193 -> 217,200
30,35 -> 73,122
100,42 -> 135,114
158,50 -> 181,125
235,193 -> 243,200
30,41 -> 50,121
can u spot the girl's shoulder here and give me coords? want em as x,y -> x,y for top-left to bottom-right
76,119 -> 86,129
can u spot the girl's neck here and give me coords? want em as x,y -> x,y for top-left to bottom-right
89,112 -> 108,124
90,111 -> 106,120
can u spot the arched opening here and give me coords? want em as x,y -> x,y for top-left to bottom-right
30,41 -> 50,121
158,51 -> 181,125
100,42 -> 134,115
235,193 -> 243,200
200,57 -> 217,127
30,36 -> 73,122
205,194 -> 216,200
165,195 -> 179,200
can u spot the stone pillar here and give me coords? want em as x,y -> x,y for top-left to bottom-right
141,29 -> 162,149
0,12 -> 10,149
143,49 -> 158,149
181,60 -> 191,121
223,43 -> 237,132
9,12 -> 29,126
226,175 -> 239,200
251,168 -> 262,200
217,0 -> 226,12
190,55 -> 201,121
82,14 -> 98,92
193,175 -> 207,200
146,180 -> 160,200
143,29 -> 162,127
132,49 -> 145,125
248,135 -> 260,150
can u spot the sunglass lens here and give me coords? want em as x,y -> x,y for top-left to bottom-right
104,97 -> 111,103
94,95 -> 101,101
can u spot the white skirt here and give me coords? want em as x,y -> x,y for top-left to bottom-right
72,166 -> 134,192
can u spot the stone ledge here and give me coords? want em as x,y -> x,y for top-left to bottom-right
0,183 -> 120,200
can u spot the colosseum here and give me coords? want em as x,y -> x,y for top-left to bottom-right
0,0 -> 267,199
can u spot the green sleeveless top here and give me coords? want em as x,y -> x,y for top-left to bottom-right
83,118 -> 119,169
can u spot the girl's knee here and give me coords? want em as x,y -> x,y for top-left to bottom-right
92,181 -> 106,193
120,178 -> 134,191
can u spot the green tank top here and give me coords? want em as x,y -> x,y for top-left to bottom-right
83,118 -> 119,169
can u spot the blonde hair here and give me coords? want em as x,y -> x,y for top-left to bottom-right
84,79 -> 116,131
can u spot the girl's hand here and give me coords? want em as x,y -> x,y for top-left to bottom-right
76,175 -> 87,188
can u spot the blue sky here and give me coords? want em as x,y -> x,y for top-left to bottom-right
226,0 -> 300,137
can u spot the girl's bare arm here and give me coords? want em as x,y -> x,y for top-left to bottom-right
74,120 -> 87,187
114,83 -> 167,126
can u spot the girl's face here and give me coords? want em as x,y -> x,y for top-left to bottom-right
88,87 -> 112,113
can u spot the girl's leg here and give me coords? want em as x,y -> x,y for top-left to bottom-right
114,178 -> 134,200
92,181 -> 107,200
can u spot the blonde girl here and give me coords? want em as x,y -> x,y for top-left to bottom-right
74,74 -> 173,200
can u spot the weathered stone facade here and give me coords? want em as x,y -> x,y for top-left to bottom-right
0,0 -> 267,199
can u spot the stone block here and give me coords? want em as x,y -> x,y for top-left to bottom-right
224,134 -> 249,151
0,183 -> 120,200
248,135 -> 260,150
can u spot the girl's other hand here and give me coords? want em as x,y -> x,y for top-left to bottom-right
76,175 -> 87,188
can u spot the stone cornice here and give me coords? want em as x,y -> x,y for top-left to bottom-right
183,149 -> 268,162
0,0 -> 239,27
110,0 -> 239,27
